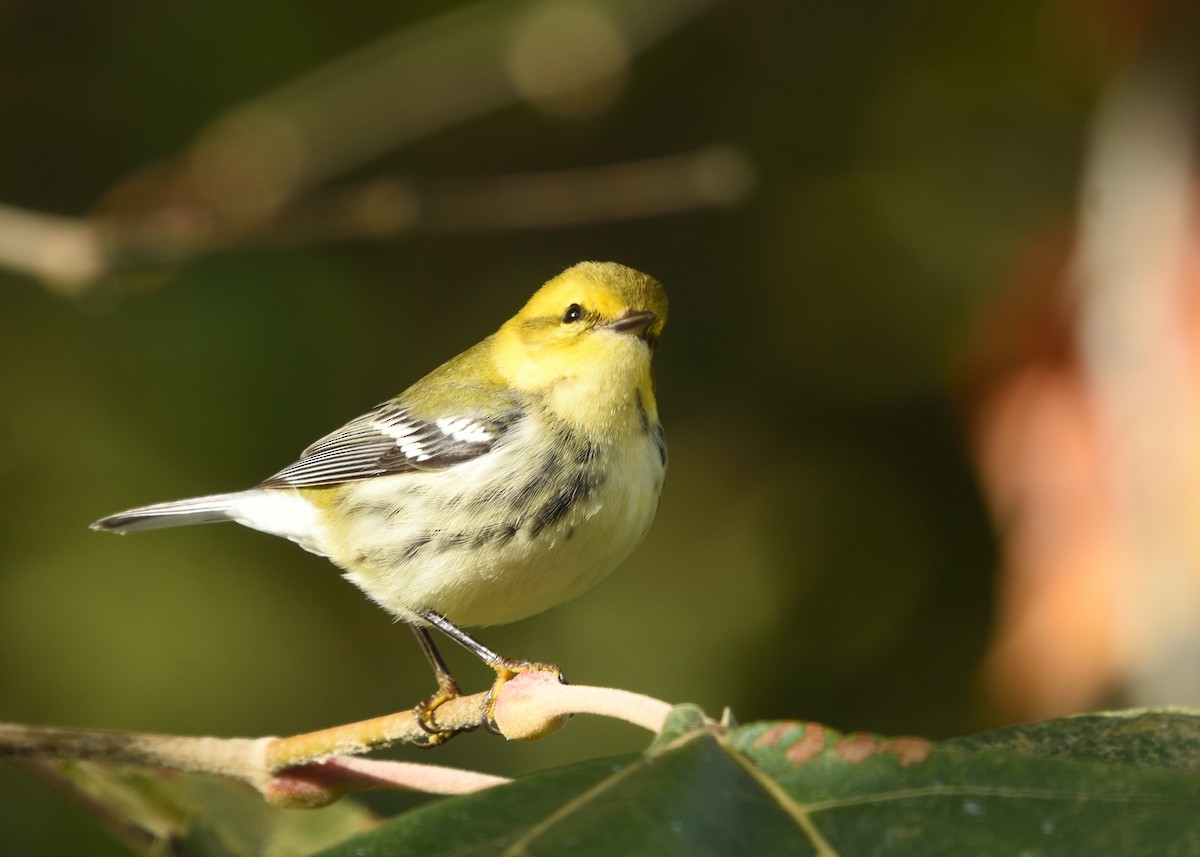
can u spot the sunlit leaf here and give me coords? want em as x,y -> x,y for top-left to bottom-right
315,707 -> 1200,856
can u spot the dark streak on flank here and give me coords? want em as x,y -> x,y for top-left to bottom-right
338,499 -> 401,526
402,536 -> 432,561
344,497 -> 390,517
635,391 -> 651,433
530,490 -> 574,537
436,532 -> 471,552
530,470 -> 601,536
463,482 -> 506,510
470,522 -> 521,548
512,452 -> 560,508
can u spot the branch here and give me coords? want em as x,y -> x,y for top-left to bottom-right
179,0 -> 720,209
0,145 -> 753,297
0,204 -> 107,292
0,0 -> 743,296
0,671 -> 677,809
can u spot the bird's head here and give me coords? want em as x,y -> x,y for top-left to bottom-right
494,262 -> 668,432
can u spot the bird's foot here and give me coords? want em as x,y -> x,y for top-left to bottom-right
411,673 -> 465,747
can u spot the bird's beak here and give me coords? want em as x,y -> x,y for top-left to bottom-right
603,310 -> 658,340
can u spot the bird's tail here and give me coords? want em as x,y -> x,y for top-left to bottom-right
90,491 -> 251,534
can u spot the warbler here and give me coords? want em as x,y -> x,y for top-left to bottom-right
92,261 -> 668,737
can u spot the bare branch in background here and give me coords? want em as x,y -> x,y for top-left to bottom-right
0,205 -> 107,290
185,0 -> 719,216
0,0 -> 750,297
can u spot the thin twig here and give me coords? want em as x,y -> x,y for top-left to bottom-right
0,722 -> 270,784
183,0 -> 719,210
1,673 -> 682,808
0,0 -> 738,296
0,145 -> 752,296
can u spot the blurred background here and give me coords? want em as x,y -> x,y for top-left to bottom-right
4,0 -> 1200,852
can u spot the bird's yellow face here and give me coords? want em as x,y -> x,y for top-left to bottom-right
493,262 -> 668,432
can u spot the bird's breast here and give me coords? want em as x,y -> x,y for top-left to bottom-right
318,416 -> 665,627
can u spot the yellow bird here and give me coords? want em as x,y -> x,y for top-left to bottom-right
92,261 -> 668,738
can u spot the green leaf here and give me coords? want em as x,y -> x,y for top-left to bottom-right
315,707 -> 1200,856
15,758 -> 377,857
646,703 -> 710,751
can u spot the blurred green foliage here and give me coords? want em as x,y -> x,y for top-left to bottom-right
0,0 -> 1099,852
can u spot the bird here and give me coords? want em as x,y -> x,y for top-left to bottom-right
92,261 -> 668,740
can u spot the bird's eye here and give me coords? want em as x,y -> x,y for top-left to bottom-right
562,303 -> 584,324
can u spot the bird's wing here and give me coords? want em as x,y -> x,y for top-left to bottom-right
259,400 -> 517,488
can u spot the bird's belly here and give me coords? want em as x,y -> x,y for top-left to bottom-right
321,436 -> 664,627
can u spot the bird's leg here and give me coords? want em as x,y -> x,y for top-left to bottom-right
409,625 -> 465,746
417,609 -> 566,734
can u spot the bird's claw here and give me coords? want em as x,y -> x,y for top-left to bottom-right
411,675 -> 465,747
